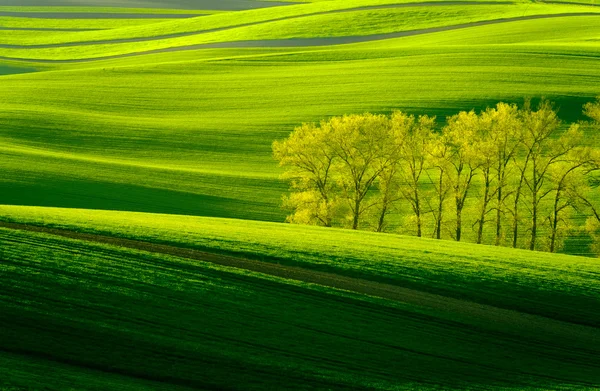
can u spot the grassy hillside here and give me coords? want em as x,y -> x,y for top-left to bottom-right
2,205 -> 599,327
3,2 -> 600,390
1,214 -> 599,390
1,0 -> 600,253
1,3 -> 598,56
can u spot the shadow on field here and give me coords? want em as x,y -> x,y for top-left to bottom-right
2,224 -> 599,389
0,63 -> 35,75
0,178 -> 285,221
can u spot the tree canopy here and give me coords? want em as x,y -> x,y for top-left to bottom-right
274,99 -> 600,255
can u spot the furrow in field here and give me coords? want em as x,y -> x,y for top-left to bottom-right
3,226 -> 599,389
1,12 -> 598,62
2,220 -> 599,353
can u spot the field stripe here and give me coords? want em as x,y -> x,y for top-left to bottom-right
0,12 -> 202,19
0,2 -> 516,49
2,220 -> 599,351
0,26 -> 99,31
1,12 -> 598,63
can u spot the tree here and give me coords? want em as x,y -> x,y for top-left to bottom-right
274,100 -> 600,255
583,97 -> 600,124
443,110 -> 482,242
518,100 -> 569,250
545,124 -> 598,252
329,113 -> 400,230
472,112 -> 497,244
479,103 -> 523,246
373,162 -> 402,232
579,98 -> 600,255
427,133 -> 452,240
273,122 -> 337,226
393,111 -> 436,237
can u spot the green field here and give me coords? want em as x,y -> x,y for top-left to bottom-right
1,0 -> 600,389
1,206 -> 599,390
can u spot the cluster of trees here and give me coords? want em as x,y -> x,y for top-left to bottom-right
273,98 -> 600,254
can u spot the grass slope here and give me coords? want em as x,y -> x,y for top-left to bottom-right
1,1 -> 600,253
0,0 -> 539,48
1,222 -> 600,390
0,17 -> 181,31
1,205 -> 599,327
1,3 -> 598,54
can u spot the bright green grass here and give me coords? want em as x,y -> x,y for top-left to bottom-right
1,222 -> 600,389
545,0 -> 599,4
0,0 -> 539,48
1,3 -> 598,55
1,10 -> 599,253
0,7 -> 214,15
0,17 -> 178,31
2,205 -> 599,327
1,23 -> 599,230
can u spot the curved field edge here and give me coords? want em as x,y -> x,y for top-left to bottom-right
2,7 -> 600,60
1,205 -> 598,327
1,227 -> 600,390
0,1 -> 580,47
0,7 -> 215,14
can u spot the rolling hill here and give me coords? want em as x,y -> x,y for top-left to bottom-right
1,1 -> 600,389
1,2 -> 600,241
1,205 -> 599,390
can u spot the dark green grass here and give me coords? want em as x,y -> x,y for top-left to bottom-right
1,227 -> 599,390
0,63 -> 33,74
2,206 -> 600,328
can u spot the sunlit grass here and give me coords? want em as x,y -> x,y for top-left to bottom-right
0,2 -> 599,254
0,6 -> 213,14
0,3 -> 598,57
0,16 -> 177,31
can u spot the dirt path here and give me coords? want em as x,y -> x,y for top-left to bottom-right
1,12 -> 598,63
2,220 -> 599,350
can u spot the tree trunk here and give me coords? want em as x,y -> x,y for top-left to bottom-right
495,162 -> 504,246
414,188 -> 422,237
512,213 -> 519,248
495,185 -> 502,246
352,198 -> 360,230
434,171 -> 444,240
530,190 -> 538,251
376,203 -> 387,233
550,212 -> 558,253
456,206 -> 463,242
512,172 -> 525,248
550,186 -> 562,253
436,203 -> 443,240
477,176 -> 491,244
